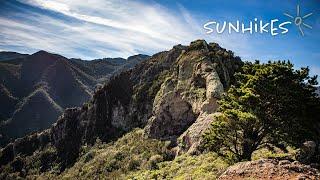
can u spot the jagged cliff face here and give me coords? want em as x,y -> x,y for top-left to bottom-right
0,40 -> 243,171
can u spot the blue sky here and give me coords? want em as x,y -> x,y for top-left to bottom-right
0,0 -> 319,78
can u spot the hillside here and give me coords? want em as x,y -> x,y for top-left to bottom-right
0,51 -> 149,147
0,40 -> 319,179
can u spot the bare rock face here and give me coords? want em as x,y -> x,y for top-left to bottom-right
177,113 -> 218,155
145,40 -> 242,145
145,40 -> 242,153
218,159 -> 320,180
145,92 -> 196,140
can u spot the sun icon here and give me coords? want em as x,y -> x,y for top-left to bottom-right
284,5 -> 313,36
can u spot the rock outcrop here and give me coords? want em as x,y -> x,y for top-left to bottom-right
218,159 -> 320,180
144,40 -> 242,153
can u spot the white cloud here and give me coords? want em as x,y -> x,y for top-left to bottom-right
0,0 -> 252,59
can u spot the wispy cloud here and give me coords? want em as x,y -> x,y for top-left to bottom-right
0,0 -> 202,58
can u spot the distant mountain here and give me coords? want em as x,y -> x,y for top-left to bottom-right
0,51 -> 28,61
69,54 -> 149,79
0,51 -> 149,146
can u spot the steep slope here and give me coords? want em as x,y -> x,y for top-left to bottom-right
3,89 -> 63,139
0,40 -> 243,178
0,84 -> 18,122
0,63 -> 20,121
41,58 -> 93,108
0,51 -> 149,147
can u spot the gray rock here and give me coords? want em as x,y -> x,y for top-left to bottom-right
296,141 -> 317,164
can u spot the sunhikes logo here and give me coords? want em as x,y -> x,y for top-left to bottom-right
204,4 -> 313,36
283,5 -> 313,36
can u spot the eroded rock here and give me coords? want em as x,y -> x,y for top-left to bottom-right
145,92 -> 196,140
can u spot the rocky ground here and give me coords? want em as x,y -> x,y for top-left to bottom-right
219,159 -> 320,180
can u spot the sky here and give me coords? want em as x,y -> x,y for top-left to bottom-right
0,0 -> 319,78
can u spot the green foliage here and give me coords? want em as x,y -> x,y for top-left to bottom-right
0,145 -> 59,179
148,70 -> 170,97
127,152 -> 229,180
57,129 -> 172,179
252,146 -> 296,161
133,70 -> 171,105
203,61 -> 320,162
31,130 -> 228,179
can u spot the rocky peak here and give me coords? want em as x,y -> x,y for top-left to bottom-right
144,40 -> 242,153
127,54 -> 150,62
33,50 -> 49,55
30,50 -> 57,59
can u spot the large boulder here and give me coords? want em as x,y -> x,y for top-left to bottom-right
296,141 -> 320,167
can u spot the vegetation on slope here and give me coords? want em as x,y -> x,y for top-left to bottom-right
39,129 -> 228,180
41,129 -> 172,179
128,152 -> 228,180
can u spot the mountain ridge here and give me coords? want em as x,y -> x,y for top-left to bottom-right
0,50 -> 149,146
0,40 -> 243,172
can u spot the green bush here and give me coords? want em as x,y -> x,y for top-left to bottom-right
127,152 -> 229,180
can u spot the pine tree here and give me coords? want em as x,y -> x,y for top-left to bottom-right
203,61 -> 320,162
